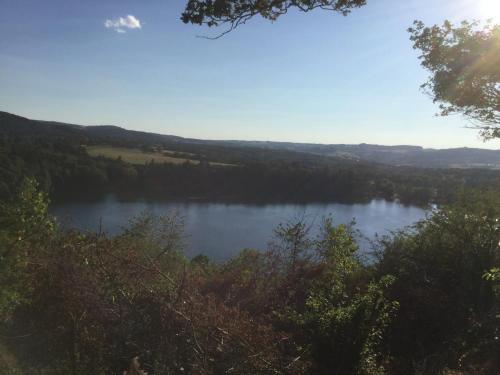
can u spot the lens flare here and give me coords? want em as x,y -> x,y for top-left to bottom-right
479,0 -> 500,21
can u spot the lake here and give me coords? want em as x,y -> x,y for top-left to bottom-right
51,198 -> 428,261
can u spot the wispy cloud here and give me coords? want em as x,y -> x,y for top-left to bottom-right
104,15 -> 142,33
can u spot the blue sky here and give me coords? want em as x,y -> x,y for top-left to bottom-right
1,0 -> 499,149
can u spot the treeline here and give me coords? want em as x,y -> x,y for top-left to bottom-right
0,179 -> 498,374
2,136 -> 500,206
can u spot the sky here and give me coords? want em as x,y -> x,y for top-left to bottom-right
1,0 -> 499,149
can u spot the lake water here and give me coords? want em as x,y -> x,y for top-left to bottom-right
51,198 -> 427,261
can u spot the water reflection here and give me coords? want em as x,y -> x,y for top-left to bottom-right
51,197 -> 427,261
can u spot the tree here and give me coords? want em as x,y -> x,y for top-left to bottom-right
181,2 -> 500,139
181,0 -> 366,38
0,178 -> 54,321
375,191 -> 500,373
273,218 -> 398,375
409,20 -> 500,139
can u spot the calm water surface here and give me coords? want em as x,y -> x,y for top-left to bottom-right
51,198 -> 427,261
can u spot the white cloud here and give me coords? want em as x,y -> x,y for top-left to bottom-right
104,15 -> 142,33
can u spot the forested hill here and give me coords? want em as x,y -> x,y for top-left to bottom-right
2,110 -> 500,206
0,111 -> 184,145
0,111 -> 365,168
227,140 -> 500,168
3,110 -> 500,168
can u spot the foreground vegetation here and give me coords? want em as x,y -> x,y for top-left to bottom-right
0,179 -> 498,374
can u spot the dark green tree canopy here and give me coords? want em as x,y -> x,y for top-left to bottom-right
181,0 -> 366,37
409,20 -> 500,139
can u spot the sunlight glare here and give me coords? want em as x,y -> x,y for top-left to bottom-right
479,0 -> 500,21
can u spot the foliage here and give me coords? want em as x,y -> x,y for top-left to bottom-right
2,180 -> 500,374
5,132 -> 500,207
409,20 -> 500,138
376,191 -> 500,373
181,0 -> 366,37
0,178 -> 54,321
4,111 -> 500,207
1,182 -> 306,374
274,219 -> 398,375
203,217 -> 397,373
484,267 -> 500,319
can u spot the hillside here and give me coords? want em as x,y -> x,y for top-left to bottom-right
2,111 -> 500,168
226,141 -> 500,169
0,111 -> 362,169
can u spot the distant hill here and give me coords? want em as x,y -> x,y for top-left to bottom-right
225,140 -> 500,169
2,110 -> 500,169
0,111 -> 183,145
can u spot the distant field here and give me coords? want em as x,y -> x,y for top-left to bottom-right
85,145 -> 232,166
